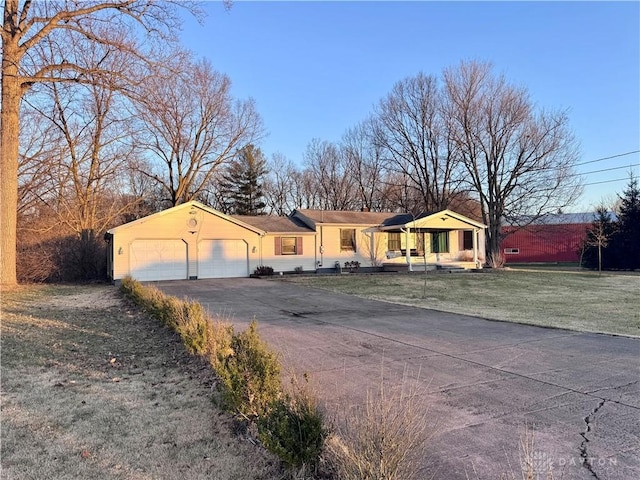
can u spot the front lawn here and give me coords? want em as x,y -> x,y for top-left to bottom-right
1,285 -> 281,479
283,269 -> 640,337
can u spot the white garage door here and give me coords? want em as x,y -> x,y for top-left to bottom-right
130,239 -> 187,281
198,239 -> 249,278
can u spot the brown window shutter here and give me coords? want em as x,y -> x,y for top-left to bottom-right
296,237 -> 303,255
275,237 -> 282,255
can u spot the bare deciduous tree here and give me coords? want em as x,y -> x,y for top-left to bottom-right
303,138 -> 357,210
31,79 -> 141,235
17,103 -> 63,216
581,205 -> 616,273
342,119 -> 391,212
373,72 -> 464,213
263,153 -> 299,215
1,0 -> 194,285
135,55 -> 263,206
444,61 -> 582,263
291,168 -> 323,210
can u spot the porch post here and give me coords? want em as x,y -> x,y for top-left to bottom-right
472,228 -> 479,267
369,230 -> 375,266
405,228 -> 413,272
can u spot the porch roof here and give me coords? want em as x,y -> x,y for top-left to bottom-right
379,209 -> 486,231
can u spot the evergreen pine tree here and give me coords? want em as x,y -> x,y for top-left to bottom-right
612,175 -> 640,270
219,145 -> 268,215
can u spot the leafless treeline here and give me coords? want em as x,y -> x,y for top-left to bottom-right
4,2 -> 581,283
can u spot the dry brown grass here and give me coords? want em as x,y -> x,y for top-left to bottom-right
324,367 -> 437,480
1,284 -> 283,480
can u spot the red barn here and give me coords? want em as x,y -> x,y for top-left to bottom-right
501,213 -> 596,264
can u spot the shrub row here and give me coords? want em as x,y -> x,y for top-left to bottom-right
119,276 -> 327,470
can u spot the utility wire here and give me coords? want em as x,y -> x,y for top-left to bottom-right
581,163 -> 640,176
584,177 -> 630,186
575,150 -> 640,167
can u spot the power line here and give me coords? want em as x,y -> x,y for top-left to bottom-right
575,150 -> 640,167
581,163 -> 640,176
583,177 -> 630,187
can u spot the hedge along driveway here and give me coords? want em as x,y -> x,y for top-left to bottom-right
155,277 -> 640,480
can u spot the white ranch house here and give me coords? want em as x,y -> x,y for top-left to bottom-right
105,201 -> 486,282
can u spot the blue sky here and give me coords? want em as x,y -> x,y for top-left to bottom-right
179,1 -> 640,212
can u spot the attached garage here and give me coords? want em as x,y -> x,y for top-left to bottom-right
198,239 -> 249,278
130,239 -> 187,281
105,201 -> 263,282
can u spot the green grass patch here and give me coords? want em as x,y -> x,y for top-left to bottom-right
284,270 -> 640,337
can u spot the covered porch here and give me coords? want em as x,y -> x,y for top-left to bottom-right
376,210 -> 486,271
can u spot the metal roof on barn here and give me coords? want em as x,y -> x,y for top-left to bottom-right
503,212 -> 614,226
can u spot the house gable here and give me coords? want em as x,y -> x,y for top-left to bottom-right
380,210 -> 486,231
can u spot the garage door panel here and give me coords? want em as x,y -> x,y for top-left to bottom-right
198,239 -> 248,278
130,240 -> 187,281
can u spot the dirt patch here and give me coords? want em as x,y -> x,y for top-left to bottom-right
1,284 -> 282,479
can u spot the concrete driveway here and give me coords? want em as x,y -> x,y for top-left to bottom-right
155,278 -> 639,479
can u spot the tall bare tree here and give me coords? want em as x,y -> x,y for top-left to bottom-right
27,78 -> 140,235
1,0 -> 192,285
342,119 -> 391,212
444,61 -> 582,264
373,72 -> 464,213
17,101 -> 63,216
303,138 -> 357,210
135,55 -> 263,206
291,168 -> 323,210
263,153 -> 299,215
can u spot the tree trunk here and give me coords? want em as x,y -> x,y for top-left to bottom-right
1,30 -> 21,286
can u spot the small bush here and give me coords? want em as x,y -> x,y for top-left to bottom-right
215,320 -> 282,419
294,266 -> 304,274
205,318 -> 235,368
174,300 -> 209,355
254,265 -> 274,276
258,380 -> 327,469
344,261 -> 360,272
326,373 -> 435,480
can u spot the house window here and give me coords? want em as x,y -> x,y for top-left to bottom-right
431,231 -> 449,253
281,237 -> 297,255
340,229 -> 356,252
504,248 -> 520,255
275,237 -> 303,255
388,232 -> 401,251
463,231 -> 474,250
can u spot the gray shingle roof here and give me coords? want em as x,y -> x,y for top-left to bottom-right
232,215 -> 315,233
294,209 -> 398,225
